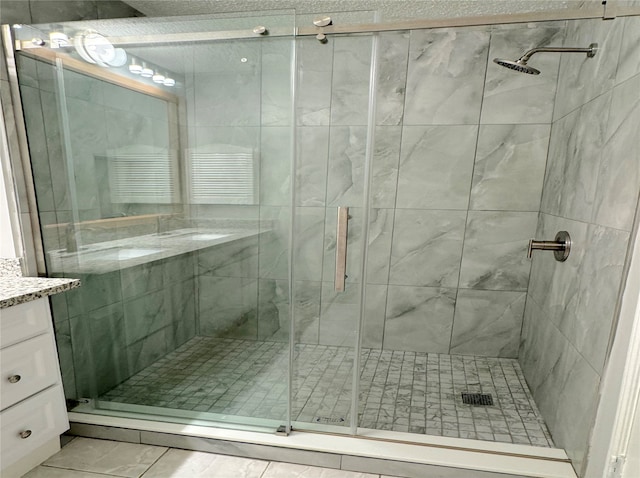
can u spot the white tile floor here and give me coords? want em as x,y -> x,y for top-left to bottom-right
23,437 -> 404,478
99,337 -> 553,446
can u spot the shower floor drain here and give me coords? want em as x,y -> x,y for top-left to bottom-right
461,392 -> 494,406
314,416 -> 345,424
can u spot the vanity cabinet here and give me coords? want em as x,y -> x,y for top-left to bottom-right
0,298 -> 69,477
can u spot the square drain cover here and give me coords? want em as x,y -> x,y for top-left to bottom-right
461,392 -> 494,406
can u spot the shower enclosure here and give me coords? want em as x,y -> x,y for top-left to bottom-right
4,3 -> 640,476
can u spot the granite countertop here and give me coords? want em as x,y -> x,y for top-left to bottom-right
46,227 -> 266,274
0,277 -> 81,309
0,258 -> 81,309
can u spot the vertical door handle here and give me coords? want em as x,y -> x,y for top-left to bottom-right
335,207 -> 349,292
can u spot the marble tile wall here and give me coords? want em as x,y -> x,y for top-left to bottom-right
267,23 -> 563,358
520,14 -> 640,476
188,24 -> 564,356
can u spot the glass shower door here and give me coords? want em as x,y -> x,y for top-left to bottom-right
14,11 -> 297,433
289,30 -> 378,433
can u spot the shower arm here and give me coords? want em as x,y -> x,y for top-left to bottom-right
519,43 -> 598,62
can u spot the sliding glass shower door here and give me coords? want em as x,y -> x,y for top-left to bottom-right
14,11 -> 299,432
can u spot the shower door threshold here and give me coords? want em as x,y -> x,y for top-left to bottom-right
67,411 -> 577,478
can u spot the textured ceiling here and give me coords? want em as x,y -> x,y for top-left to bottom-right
122,0 -> 598,22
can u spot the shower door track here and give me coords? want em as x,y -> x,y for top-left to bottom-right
67,411 -> 578,478
13,5 -> 640,51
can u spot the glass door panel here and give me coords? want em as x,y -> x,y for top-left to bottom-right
15,11 -> 296,433
290,29 -> 377,433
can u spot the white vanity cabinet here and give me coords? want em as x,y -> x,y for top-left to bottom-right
0,298 -> 69,477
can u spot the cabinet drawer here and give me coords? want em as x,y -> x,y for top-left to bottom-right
0,385 -> 68,470
1,334 -> 59,410
0,299 -> 51,348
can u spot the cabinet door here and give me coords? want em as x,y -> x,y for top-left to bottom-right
1,334 -> 59,410
0,385 -> 69,470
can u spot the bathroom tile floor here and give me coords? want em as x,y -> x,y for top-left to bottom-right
100,336 -> 553,447
24,436 -> 406,478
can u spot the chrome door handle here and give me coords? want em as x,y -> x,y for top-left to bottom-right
528,231 -> 571,262
335,207 -> 349,292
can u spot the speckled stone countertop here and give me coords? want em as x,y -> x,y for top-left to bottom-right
0,257 -> 80,309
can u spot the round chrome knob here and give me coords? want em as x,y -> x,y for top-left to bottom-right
8,374 -> 21,384
253,26 -> 268,35
20,430 -> 32,439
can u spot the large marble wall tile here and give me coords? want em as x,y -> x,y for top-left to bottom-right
198,237 -> 259,279
375,32 -> 410,126
363,284 -> 387,349
366,208 -> 395,285
54,319 -> 77,399
459,211 -> 538,291
564,225 -> 629,373
293,207 -> 325,281
257,278 -> 286,339
616,16 -> 640,84
389,209 -> 466,287
593,75 -> 640,231
296,127 -> 329,207
404,28 -> 490,125
260,126 -> 292,206
541,92 -> 611,222
296,37 -> 333,126
258,207 -> 290,280
163,253 -> 196,285
395,125 -> 477,209
371,126 -> 402,209
326,126 -> 367,207
531,330 -> 600,476
527,213 -> 588,330
470,125 -> 550,211
70,303 -> 129,397
518,296 -> 560,395
255,279 -> 323,344
322,207 -> 393,285
193,70 -> 261,126
330,36 -> 373,126
481,22 -> 564,124
318,282 -> 362,347
198,276 -> 258,339
123,289 -> 170,345
450,290 -> 526,358
553,18 -> 623,120
167,278 -> 196,348
127,327 -> 170,376
120,261 -> 165,301
67,271 -> 123,317
383,286 -> 456,353
261,38 -> 294,126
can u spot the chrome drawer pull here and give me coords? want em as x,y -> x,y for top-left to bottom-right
8,374 -> 21,383
19,430 -> 32,439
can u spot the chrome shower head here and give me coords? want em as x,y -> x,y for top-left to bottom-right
493,58 -> 540,75
493,43 -> 598,75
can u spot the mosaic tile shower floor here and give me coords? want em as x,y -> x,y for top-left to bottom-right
100,336 -> 554,447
